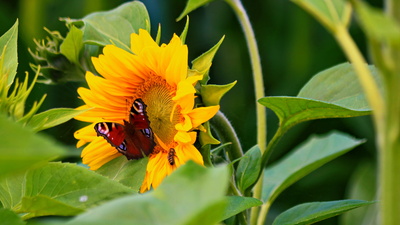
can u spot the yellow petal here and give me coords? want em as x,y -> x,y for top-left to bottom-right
175,143 -> 203,165
172,75 -> 202,101
130,29 -> 159,55
81,137 -> 120,170
175,114 -> 192,131
164,35 -> 188,86
74,124 -> 97,147
174,130 -> 192,144
176,94 -> 195,115
189,105 -> 220,128
78,87 -> 126,111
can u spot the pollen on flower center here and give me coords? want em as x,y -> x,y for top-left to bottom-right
133,75 -> 181,147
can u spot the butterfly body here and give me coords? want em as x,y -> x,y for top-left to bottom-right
94,99 -> 155,160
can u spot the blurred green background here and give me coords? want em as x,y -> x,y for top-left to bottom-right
0,0 -> 381,224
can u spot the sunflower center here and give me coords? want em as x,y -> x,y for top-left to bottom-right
133,75 -> 180,147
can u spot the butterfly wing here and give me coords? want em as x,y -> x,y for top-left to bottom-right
94,122 -> 127,152
124,121 -> 155,158
128,98 -> 156,155
94,98 -> 155,160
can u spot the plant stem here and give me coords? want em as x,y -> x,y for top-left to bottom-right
224,1 -> 266,224
210,111 -> 243,162
380,0 -> 400,222
333,26 -> 385,136
224,0 -> 266,153
385,0 -> 400,22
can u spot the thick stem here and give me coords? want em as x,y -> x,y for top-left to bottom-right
224,0 -> 266,153
381,0 -> 400,223
210,111 -> 243,162
385,0 -> 400,23
333,26 -> 385,136
224,1 -> 266,224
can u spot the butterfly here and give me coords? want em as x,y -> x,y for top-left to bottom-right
94,98 -> 156,160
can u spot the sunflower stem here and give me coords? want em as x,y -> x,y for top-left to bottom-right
210,111 -> 243,162
224,0 -> 266,224
379,0 -> 400,223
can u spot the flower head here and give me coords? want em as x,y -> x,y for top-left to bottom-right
74,29 -> 219,192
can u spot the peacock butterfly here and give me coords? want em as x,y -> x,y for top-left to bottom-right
94,98 -> 156,160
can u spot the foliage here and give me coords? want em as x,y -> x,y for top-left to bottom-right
0,0 -> 395,224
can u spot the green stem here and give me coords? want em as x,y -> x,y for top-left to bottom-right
224,1 -> 266,224
333,5 -> 400,223
224,0 -> 266,154
380,0 -> 400,222
253,127 -> 285,225
333,26 -> 385,137
210,111 -> 243,162
385,0 -> 400,22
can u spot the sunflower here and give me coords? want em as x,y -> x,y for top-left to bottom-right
74,29 -> 220,192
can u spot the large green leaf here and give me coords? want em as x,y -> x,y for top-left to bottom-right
262,131 -> 364,203
96,156 -> 148,192
0,114 -> 66,178
222,196 -> 262,221
19,195 -> 84,218
0,20 -> 18,87
67,161 -> 229,225
67,1 -> 150,52
28,108 -> 88,132
0,162 -> 134,219
258,63 -> 378,133
298,63 -> 381,109
0,208 -> 25,225
273,200 -> 374,225
259,97 -> 370,134
353,1 -> 400,46
291,0 -> 352,31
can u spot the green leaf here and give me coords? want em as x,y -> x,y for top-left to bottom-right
0,162 -> 134,219
191,35 -> 224,84
199,121 -> 220,147
201,81 -> 237,106
0,19 -> 18,87
0,114 -> 66,178
60,26 -> 83,64
20,195 -> 84,219
66,1 -> 150,52
236,145 -> 262,193
96,156 -> 148,192
262,131 -> 364,203
180,16 -> 190,44
222,196 -> 262,221
353,1 -> 400,46
259,63 -> 378,133
259,97 -> 370,134
298,63 -> 382,110
28,108 -> 88,132
177,0 -> 216,21
273,200 -> 374,225
341,162 -> 377,225
0,208 -> 25,225
67,161 -> 229,225
291,0 -> 352,32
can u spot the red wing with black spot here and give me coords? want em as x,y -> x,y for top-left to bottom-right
94,98 -> 156,160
